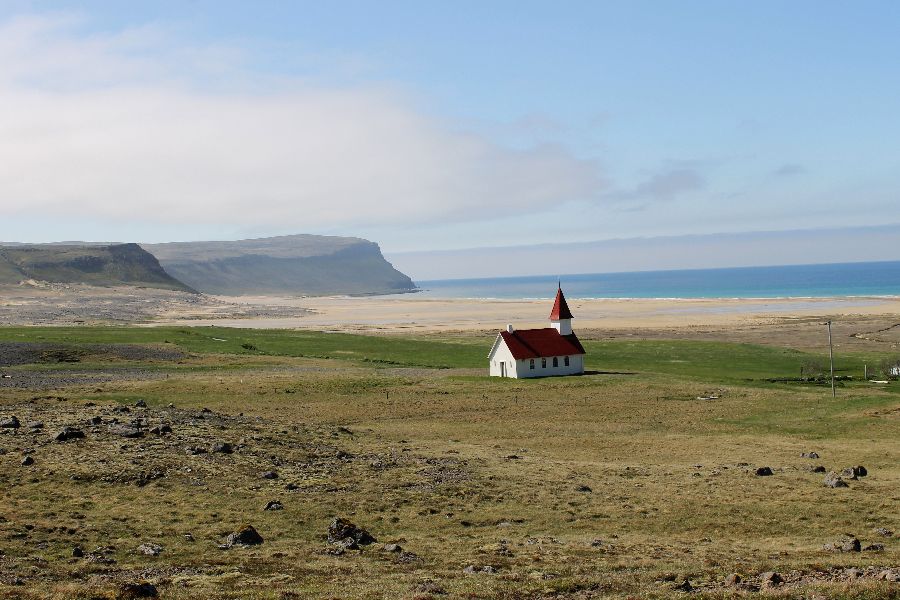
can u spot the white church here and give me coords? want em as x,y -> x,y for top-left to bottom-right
488,286 -> 586,378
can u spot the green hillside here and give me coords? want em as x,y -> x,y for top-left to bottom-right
0,244 -> 195,292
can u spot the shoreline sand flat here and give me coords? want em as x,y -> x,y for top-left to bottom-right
156,294 -> 900,333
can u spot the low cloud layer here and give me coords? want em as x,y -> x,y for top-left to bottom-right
608,166 -> 706,206
0,14 -> 604,231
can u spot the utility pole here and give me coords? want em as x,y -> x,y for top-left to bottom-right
827,320 -> 836,399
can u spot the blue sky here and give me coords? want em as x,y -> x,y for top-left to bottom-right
1,1 -> 899,269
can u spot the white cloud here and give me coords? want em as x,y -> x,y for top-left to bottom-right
0,14 -> 604,231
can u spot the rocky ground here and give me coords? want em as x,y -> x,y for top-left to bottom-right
0,284 -> 312,326
0,333 -> 897,598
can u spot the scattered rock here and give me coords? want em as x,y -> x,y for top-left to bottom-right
874,527 -> 894,537
26,421 -> 43,430
671,579 -> 692,592
824,536 -> 861,552
853,465 -> 867,477
119,581 -> 158,598
382,543 -> 402,553
841,467 -> 859,480
20,455 -> 34,466
136,543 -> 162,556
185,445 -> 207,455
724,573 -> 742,586
575,484 -> 592,492
211,441 -> 233,454
327,517 -> 376,549
55,427 -> 85,442
263,500 -> 283,511
755,466 -> 773,476
285,483 -> 299,491
807,465 -> 826,473
801,451 -> 820,459
760,571 -> 783,588
823,471 -> 848,488
72,546 -> 84,557
863,543 -> 885,552
134,400 -> 147,408
110,426 -> 144,439
90,416 -> 103,425
413,580 -> 447,595
224,524 -> 263,547
0,416 -> 21,428
463,564 -> 497,575
261,470 -> 279,480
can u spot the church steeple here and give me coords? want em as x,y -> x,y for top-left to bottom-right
549,285 -> 574,335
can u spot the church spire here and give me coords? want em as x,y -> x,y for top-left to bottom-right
549,285 -> 574,321
549,285 -> 574,335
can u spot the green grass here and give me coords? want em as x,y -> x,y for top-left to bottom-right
0,326 -> 886,382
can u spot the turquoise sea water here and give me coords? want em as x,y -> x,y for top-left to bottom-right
415,261 -> 900,299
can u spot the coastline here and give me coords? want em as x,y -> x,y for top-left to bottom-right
151,293 -> 900,333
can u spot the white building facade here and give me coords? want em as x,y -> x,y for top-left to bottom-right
488,286 -> 586,379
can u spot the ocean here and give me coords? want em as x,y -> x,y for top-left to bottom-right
414,261 -> 900,299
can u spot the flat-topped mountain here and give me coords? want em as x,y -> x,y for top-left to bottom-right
0,244 -> 195,292
143,234 -> 417,296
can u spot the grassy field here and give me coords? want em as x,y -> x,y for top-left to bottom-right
0,326 -> 897,599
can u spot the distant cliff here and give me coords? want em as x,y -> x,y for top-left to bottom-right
143,234 -> 417,296
0,243 -> 196,292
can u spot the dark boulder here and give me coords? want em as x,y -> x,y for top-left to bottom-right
755,466 -> 773,476
55,427 -> 85,442
224,524 -> 263,547
119,581 -> 158,598
0,416 -> 20,428
760,571 -> 783,588
327,517 -> 376,548
211,441 -> 233,454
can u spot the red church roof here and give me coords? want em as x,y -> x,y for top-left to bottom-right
499,328 -> 585,360
549,286 -> 574,320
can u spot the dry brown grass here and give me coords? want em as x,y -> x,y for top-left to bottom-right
0,345 -> 898,599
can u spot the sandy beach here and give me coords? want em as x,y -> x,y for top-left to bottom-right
4,285 -> 899,351
161,293 -> 900,333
